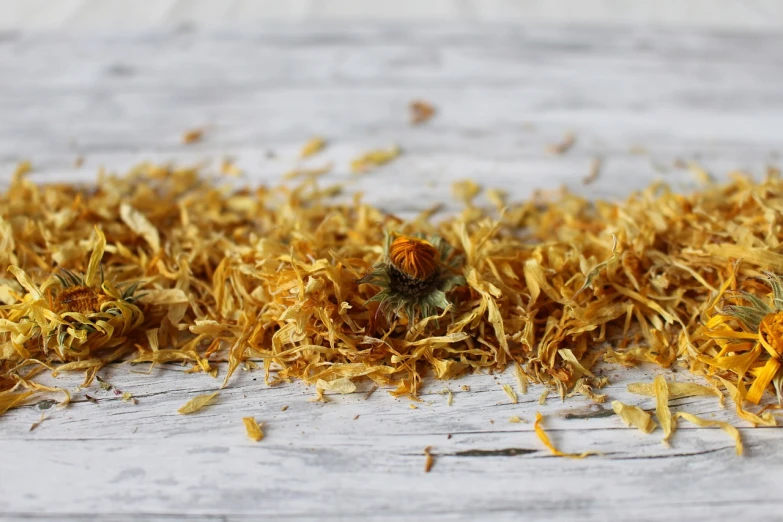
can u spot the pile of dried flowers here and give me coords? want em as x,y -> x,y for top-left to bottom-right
1,161 -> 782,435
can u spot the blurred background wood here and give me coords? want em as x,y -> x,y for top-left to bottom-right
1,0 -> 782,30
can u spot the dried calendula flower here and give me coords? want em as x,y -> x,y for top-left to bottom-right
358,233 -> 465,323
702,272 -> 783,405
1,229 -> 145,366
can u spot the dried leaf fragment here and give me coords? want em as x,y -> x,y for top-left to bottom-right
611,400 -> 657,434
243,417 -> 264,442
363,385 -> 379,400
178,392 -> 219,414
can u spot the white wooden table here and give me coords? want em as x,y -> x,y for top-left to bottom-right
1,24 -> 783,522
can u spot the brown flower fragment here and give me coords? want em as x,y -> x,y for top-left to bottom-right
182,128 -> 204,144
423,446 -> 435,472
410,100 -> 436,125
546,132 -> 576,154
583,157 -> 601,185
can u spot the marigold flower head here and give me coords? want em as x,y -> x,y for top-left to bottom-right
706,272 -> 783,405
358,233 -> 464,325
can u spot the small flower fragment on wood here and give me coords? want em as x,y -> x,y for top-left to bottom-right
654,375 -> 674,446
182,128 -> 204,144
178,392 -> 219,414
583,157 -> 601,185
611,400 -> 656,434
534,412 -> 598,459
501,383 -> 518,404
243,417 -> 264,442
423,446 -> 435,472
546,132 -> 576,155
300,136 -> 326,158
410,100 -> 436,125
674,412 -> 743,456
350,145 -> 400,173
29,412 -> 45,432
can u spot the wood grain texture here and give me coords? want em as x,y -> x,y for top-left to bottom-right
0,24 -> 782,522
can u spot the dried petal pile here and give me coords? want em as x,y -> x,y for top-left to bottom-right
1,163 -> 782,428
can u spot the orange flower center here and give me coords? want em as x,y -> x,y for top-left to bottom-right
759,311 -> 783,358
389,236 -> 439,280
55,286 -> 107,314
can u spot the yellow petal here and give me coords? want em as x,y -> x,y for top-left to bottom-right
514,362 -> 528,395
300,136 -> 326,158
746,358 -> 781,405
718,377 -> 777,427
534,412 -> 598,459
611,400 -> 657,434
242,417 -> 264,441
119,203 -> 160,252
0,390 -> 34,415
654,375 -> 674,445
84,227 -> 106,287
177,392 -> 219,414
316,377 -> 356,394
674,412 -> 743,456
627,381 -> 722,401
501,383 -> 518,404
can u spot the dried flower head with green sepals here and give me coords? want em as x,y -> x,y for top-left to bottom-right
1,228 -> 145,360
703,272 -> 783,405
358,233 -> 465,324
